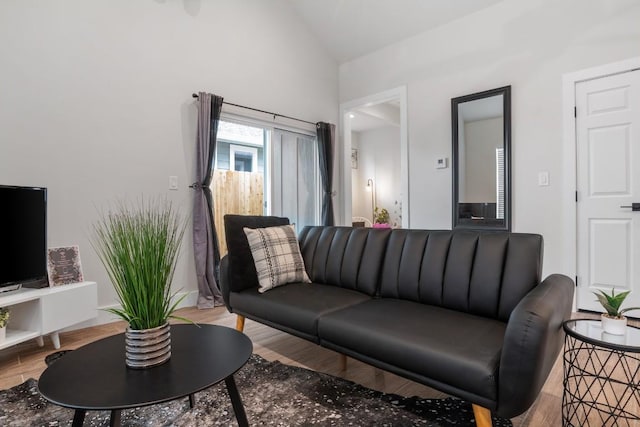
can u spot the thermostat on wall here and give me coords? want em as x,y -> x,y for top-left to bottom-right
436,157 -> 448,169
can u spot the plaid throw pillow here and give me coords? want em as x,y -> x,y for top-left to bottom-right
243,225 -> 311,293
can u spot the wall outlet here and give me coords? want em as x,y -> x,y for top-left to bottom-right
169,176 -> 178,190
436,157 -> 448,169
538,171 -> 549,186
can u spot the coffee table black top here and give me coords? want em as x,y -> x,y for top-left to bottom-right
38,324 -> 252,411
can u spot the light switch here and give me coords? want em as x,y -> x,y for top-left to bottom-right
169,176 -> 178,190
538,171 -> 549,186
436,157 -> 448,169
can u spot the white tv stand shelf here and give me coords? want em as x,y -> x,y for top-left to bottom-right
0,281 -> 97,351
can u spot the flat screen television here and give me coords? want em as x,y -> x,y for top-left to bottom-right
0,185 -> 48,291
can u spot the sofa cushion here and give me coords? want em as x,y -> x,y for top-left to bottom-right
229,283 -> 371,341
243,224 -> 311,293
224,215 -> 290,296
318,299 -> 506,401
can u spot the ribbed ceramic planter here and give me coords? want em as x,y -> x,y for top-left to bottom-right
0,326 -> 6,343
125,323 -> 171,369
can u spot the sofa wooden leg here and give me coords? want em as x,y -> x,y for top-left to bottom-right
472,404 -> 493,427
235,315 -> 245,332
340,354 -> 347,371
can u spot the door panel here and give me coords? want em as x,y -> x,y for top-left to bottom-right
589,219 -> 630,288
588,125 -> 630,195
587,85 -> 630,115
576,69 -> 640,312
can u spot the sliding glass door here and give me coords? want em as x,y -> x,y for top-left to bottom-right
213,118 -> 320,253
271,129 -> 320,232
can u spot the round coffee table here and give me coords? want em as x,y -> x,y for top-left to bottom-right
38,324 -> 252,427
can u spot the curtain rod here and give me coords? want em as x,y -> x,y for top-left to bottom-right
192,93 -> 317,127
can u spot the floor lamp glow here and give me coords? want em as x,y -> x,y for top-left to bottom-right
366,178 -> 376,224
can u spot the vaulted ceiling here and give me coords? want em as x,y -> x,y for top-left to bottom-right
286,0 -> 504,64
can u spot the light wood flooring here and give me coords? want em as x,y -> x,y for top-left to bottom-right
0,307 -> 637,426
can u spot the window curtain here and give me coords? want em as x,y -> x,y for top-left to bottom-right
193,92 -> 224,308
316,122 -> 335,226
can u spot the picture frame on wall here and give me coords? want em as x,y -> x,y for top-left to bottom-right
47,245 -> 84,286
351,148 -> 358,169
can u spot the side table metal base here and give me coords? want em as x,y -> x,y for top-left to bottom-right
562,333 -> 640,426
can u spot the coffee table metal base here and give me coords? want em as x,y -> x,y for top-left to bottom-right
70,378 -> 248,427
225,376 -> 249,427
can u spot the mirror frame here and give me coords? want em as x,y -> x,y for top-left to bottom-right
451,85 -> 511,231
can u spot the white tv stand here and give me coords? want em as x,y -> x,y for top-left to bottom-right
0,282 -> 97,350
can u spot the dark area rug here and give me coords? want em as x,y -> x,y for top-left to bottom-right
0,353 -> 512,426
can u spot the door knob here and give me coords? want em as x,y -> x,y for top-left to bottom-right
620,203 -> 640,211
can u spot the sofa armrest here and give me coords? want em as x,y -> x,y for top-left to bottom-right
219,255 -> 233,312
497,274 -> 574,418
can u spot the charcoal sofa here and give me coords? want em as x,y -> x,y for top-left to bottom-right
219,215 -> 574,426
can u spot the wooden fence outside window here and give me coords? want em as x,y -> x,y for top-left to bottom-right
212,170 -> 264,256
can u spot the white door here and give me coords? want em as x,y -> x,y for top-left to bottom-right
576,69 -> 640,312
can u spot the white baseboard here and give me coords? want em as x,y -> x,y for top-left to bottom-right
60,290 -> 200,332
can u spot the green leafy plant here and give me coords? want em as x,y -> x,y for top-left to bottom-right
92,198 -> 190,330
374,207 -> 390,224
0,307 -> 9,328
593,289 -> 640,319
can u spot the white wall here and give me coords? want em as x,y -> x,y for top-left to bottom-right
339,0 -> 640,277
0,0 -> 338,312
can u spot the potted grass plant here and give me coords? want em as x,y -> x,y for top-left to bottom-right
593,289 -> 640,335
92,198 -> 188,368
0,307 -> 10,343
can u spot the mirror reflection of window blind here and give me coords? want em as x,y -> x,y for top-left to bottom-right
496,148 -> 504,219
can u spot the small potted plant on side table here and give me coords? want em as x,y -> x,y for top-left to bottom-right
0,307 -> 10,343
593,289 -> 640,335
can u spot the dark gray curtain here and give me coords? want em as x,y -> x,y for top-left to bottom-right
316,122 -> 335,226
193,92 -> 224,308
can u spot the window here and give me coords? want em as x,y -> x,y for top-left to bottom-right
230,145 -> 258,172
213,117 -> 320,235
270,129 -> 320,231
216,121 -> 265,173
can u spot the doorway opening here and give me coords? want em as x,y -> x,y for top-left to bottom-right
562,57 -> 640,312
340,87 -> 409,228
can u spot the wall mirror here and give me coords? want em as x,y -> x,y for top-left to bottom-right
452,86 -> 511,231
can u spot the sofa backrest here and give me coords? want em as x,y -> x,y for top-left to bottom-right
379,229 -> 543,322
224,214 -> 290,296
298,226 -> 391,296
224,219 -> 542,322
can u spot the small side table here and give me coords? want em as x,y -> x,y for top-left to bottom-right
562,319 -> 640,427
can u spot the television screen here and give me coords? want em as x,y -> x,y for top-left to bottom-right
0,185 -> 48,289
